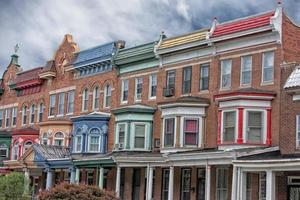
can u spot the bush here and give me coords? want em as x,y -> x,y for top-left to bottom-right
0,172 -> 31,200
39,182 -> 118,200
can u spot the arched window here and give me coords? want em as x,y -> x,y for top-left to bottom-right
22,105 -> 27,125
54,132 -> 64,146
30,104 -> 35,124
0,144 -> 8,158
41,133 -> 48,145
93,86 -> 100,110
82,88 -> 89,111
23,141 -> 32,153
88,128 -> 100,152
104,84 -> 111,108
12,142 -> 19,160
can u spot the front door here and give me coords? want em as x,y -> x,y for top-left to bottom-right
289,186 -> 300,200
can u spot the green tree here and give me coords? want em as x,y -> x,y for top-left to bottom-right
0,172 -> 31,200
39,182 -> 118,200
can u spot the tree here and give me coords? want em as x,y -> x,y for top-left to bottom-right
0,172 -> 31,200
39,182 -> 118,200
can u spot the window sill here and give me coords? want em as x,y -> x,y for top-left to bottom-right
218,143 -> 269,150
239,84 -> 251,89
56,114 -> 64,118
66,113 -> 73,116
199,90 -> 209,94
219,87 -> 231,92
48,116 -> 55,119
148,97 -> 156,101
261,81 -> 274,86
121,101 -> 128,105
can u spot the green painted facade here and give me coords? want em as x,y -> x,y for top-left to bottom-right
0,132 -> 12,166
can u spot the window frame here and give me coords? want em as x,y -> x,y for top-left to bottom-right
104,84 -> 111,108
161,168 -> 170,200
259,172 -> 267,200
116,123 -> 127,148
41,133 -> 48,145
182,66 -> 192,94
23,141 -> 33,153
53,132 -> 64,146
92,86 -> 100,110
149,74 -> 157,99
296,115 -> 300,149
245,109 -> 266,144
57,92 -> 65,116
182,117 -> 199,147
262,51 -> 275,84
220,59 -> 232,90
163,117 -> 176,148
221,110 -> 237,143
240,55 -> 252,87
0,144 -> 8,158
82,88 -> 89,112
88,134 -> 100,152
29,104 -> 35,124
135,77 -> 143,102
132,122 -> 147,150
11,107 -> 17,127
12,142 -> 19,160
67,90 -> 75,114
199,64 -> 209,91
4,108 -> 11,128
121,79 -> 129,104
49,94 -> 56,117
166,70 -> 175,89
22,106 -> 27,126
216,168 -> 229,200
181,168 -> 192,200
74,135 -> 82,153
0,110 -> 3,128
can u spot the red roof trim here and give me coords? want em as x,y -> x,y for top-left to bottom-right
214,92 -> 276,101
15,79 -> 43,89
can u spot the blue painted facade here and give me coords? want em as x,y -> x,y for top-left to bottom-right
71,113 -> 110,154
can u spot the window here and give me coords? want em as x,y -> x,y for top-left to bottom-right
241,56 -> 252,86
181,169 -> 191,200
82,88 -> 89,111
11,107 -> 17,127
93,87 -> 100,110
262,51 -> 274,83
246,173 -> 252,200
223,111 -> 236,142
162,169 -> 170,200
54,132 -> 64,146
121,79 -> 129,103
182,67 -> 192,94
0,144 -> 8,157
30,104 -> 35,124
221,59 -> 232,89
200,64 -> 209,91
247,111 -> 263,143
164,118 -> 175,147
5,108 -> 10,128
38,103 -> 43,122
49,95 -> 56,116
197,169 -> 206,200
135,77 -> 143,101
67,90 -> 75,114
117,123 -> 126,146
89,133 -> 100,152
149,74 -> 157,99
75,136 -> 82,152
259,172 -> 266,200
0,110 -> 3,128
41,133 -> 48,145
104,84 -> 111,108
22,106 -> 27,125
297,115 -> 300,148
184,118 -> 199,146
134,124 -> 146,149
216,168 -> 228,200
58,93 -> 65,115
12,142 -> 19,160
166,70 -> 175,88
23,141 -> 32,153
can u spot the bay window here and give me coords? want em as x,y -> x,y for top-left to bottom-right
117,123 -> 126,146
221,59 -> 232,89
200,64 -> 209,91
164,118 -> 175,147
241,55 -> 252,86
223,111 -> 236,142
82,88 -> 89,111
58,92 -> 65,115
262,51 -> 274,83
246,111 -> 263,143
104,84 -> 111,108
121,79 -> 129,103
49,95 -> 56,116
182,67 -> 192,94
67,90 -> 75,114
135,77 -> 143,102
93,87 -> 100,110
149,74 -> 157,99
134,123 -> 146,149
183,118 -> 199,146
89,135 -> 100,152
75,135 -> 82,152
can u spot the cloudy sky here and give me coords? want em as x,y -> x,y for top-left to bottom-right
0,0 -> 299,74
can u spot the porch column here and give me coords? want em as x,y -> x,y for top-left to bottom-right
168,166 -> 174,200
239,170 -> 247,200
266,170 -> 275,200
70,168 -> 76,184
231,166 -> 238,200
23,169 -> 30,195
46,169 -> 54,190
205,165 -> 211,200
146,166 -> 154,200
75,168 -> 80,184
98,167 -> 104,189
115,166 -> 121,198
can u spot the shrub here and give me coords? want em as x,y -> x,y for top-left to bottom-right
39,182 -> 118,200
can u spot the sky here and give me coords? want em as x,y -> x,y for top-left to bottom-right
0,0 -> 299,74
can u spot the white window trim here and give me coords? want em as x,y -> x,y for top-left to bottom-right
148,74 -> 157,100
29,105 -> 35,125
180,116 -> 203,148
4,109 -> 10,128
88,134 -> 101,152
221,109 -> 238,143
57,93 -> 65,116
200,64 -> 209,92
134,77 -> 142,102
82,89 -> 89,112
216,167 -> 229,200
67,91 -> 75,115
115,123 -> 128,148
103,84 -> 111,108
220,59 -> 232,90
74,135 -> 82,153
131,122 -> 148,151
53,132 -> 65,146
21,106 -> 27,126
37,104 -> 43,123
121,79 -> 128,104
11,107 -> 17,127
261,51 -> 274,85
92,87 -> 100,110
48,95 -> 56,117
243,109 -> 267,144
162,117 -> 177,148
296,115 -> 300,149
240,55 -> 252,87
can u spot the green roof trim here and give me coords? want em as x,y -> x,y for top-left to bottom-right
112,105 -> 156,115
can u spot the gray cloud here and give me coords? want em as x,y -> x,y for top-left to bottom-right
0,0 -> 299,74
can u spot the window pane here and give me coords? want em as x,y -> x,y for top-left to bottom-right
200,64 -> 209,91
164,118 -> 175,147
263,52 -> 274,83
221,60 -> 232,89
247,111 -> 263,143
185,120 -> 198,132
134,124 -> 145,148
167,71 -> 175,88
223,112 -> 235,142
150,75 -> 157,97
182,67 -> 192,94
122,80 -> 129,102
118,124 -> 125,144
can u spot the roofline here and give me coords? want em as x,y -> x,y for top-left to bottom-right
117,41 -> 157,52
160,27 -> 209,43
16,67 -> 44,75
74,41 -> 117,55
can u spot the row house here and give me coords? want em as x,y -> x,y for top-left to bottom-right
0,3 -> 300,200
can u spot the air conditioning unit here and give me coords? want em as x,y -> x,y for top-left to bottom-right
114,143 -> 124,150
163,87 -> 175,97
